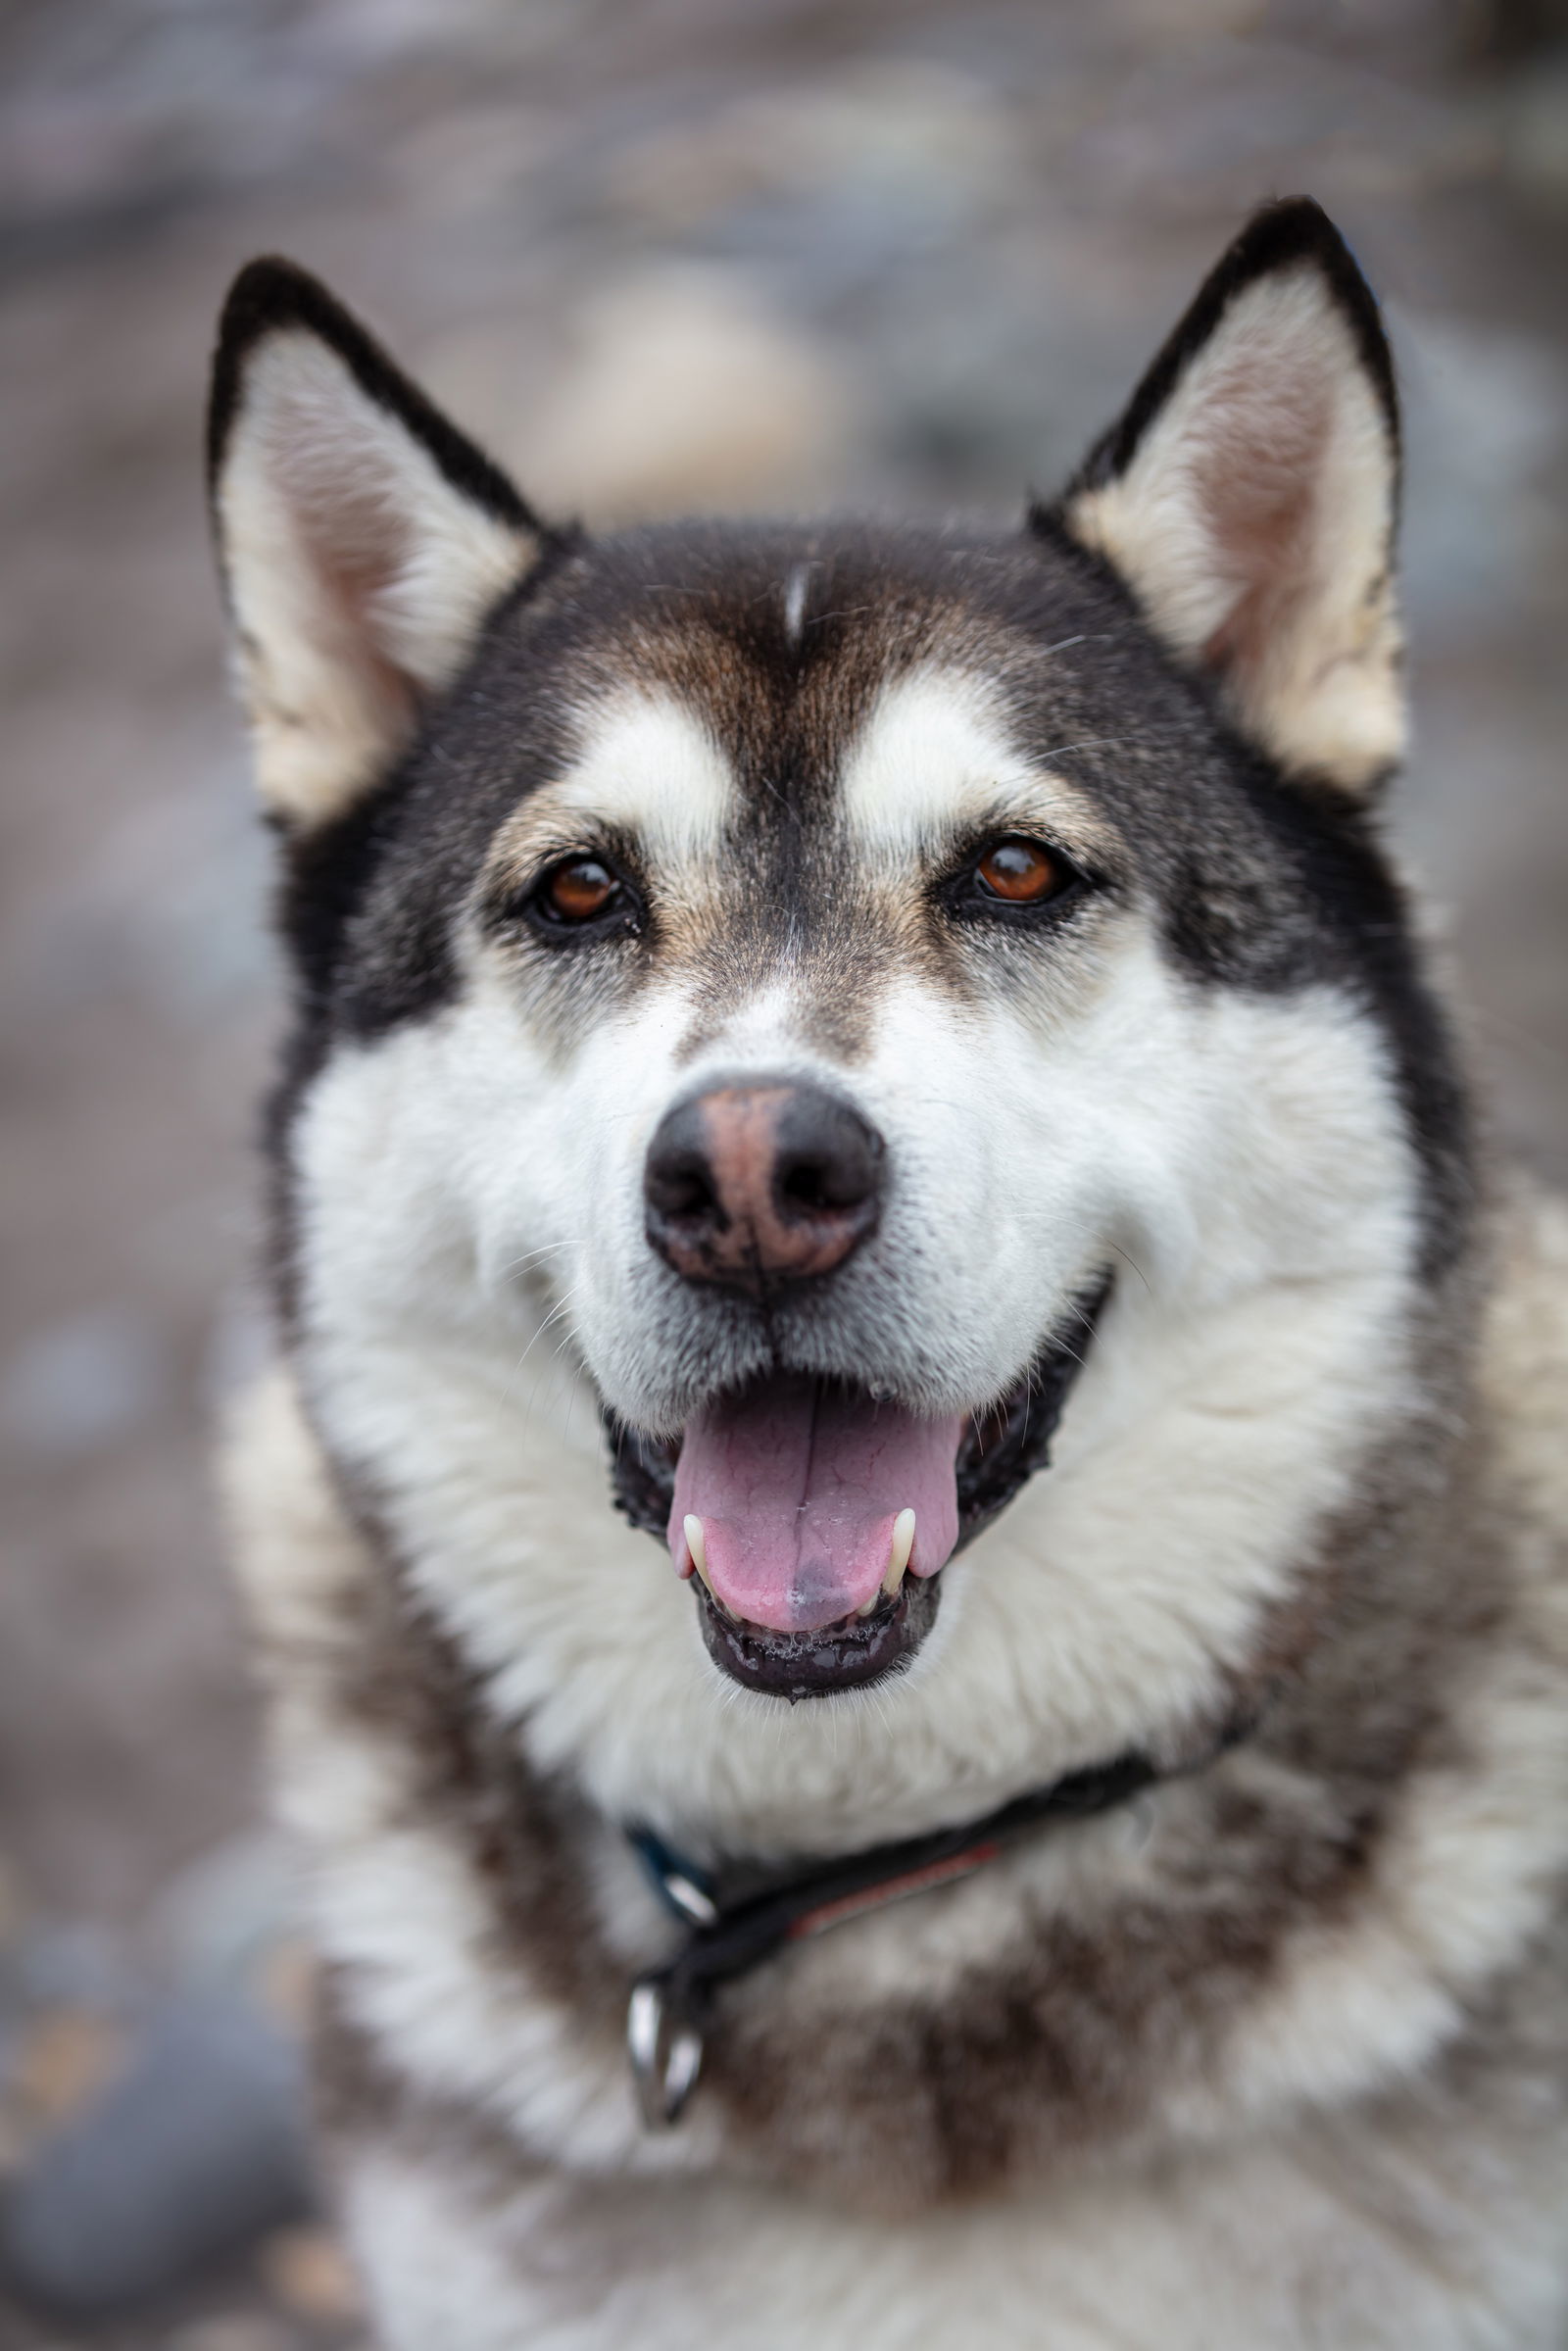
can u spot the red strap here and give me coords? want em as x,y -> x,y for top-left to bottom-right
788,1841 -> 1002,1940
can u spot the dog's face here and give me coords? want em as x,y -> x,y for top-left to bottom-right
211,205 -> 1464,1751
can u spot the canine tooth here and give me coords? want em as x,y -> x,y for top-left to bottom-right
683,1515 -> 709,1588
884,1508 -> 917,1594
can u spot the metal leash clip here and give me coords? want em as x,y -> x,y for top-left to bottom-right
626,1974 -> 704,2130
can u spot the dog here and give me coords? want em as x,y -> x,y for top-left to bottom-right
211,198 -> 1568,2348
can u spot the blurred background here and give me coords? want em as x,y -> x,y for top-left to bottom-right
2,0 -> 1567,2342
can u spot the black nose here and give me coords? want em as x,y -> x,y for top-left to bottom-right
645,1081 -> 884,1291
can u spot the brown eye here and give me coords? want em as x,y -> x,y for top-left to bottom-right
542,856 -> 620,923
974,838 -> 1063,905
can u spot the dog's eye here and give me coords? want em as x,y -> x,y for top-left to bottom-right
534,856 -> 630,929
973,838 -> 1066,906
939,833 -> 1091,930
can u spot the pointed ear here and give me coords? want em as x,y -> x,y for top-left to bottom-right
208,259 -> 551,829
1058,199 -> 1401,796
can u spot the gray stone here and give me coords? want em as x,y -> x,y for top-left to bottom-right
0,1309 -> 171,1460
154,1829 -> 304,1994
1,1991 -> 314,2318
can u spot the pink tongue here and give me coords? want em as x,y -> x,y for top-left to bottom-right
669,1378 -> 964,1634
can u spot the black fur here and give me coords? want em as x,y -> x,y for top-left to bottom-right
212,202 -> 1469,1304
1062,195 -> 1399,509
207,255 -> 546,539
244,513 -> 1468,1286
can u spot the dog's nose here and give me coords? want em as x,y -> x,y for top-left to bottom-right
645,1082 -> 884,1290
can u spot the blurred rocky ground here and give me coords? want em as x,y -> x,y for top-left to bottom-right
1,0 -> 1566,2340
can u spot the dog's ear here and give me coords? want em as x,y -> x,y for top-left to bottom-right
1058,199 -> 1401,796
208,260 -> 548,829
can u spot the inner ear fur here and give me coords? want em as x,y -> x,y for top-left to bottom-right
208,259 -> 552,829
1058,198 -> 1402,797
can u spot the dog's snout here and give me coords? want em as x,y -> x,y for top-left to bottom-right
645,1083 -> 884,1290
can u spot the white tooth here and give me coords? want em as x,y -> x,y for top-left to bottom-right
884,1508 -> 916,1595
857,1592 -> 880,1618
683,1515 -> 710,1588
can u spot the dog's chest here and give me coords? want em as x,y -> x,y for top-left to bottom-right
340,2102 -> 1566,2351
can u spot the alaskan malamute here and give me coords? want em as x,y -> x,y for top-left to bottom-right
212,200 -> 1568,2347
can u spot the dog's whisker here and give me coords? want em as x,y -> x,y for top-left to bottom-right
496,1242 -> 574,1277
500,1283 -> 588,1405
1103,1241 -> 1152,1297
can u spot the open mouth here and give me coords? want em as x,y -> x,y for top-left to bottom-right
692,1569 -> 943,1700
609,1275 -> 1110,1701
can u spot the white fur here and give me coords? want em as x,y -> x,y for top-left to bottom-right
225,662 -> 1432,2192
504,686 -> 736,871
342,2088 -> 1568,2351
283,664 -> 1422,1872
232,1288 -> 1568,2257
220,249 -> 1568,2351
217,332 -> 535,824
782,562 -> 811,647
837,666 -> 1119,863
226,648 -> 1568,2344
266,942 -> 1425,2171
1067,269 -> 1403,792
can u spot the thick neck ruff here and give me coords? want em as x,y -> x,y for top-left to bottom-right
625,1715 -> 1252,2128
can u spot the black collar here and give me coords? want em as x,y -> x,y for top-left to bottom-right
624,1717 -> 1250,2128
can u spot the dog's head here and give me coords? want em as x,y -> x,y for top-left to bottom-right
211,202 -> 1465,1740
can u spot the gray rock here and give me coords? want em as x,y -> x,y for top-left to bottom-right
0,1308 -> 171,1459
1,1990 -> 314,2318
